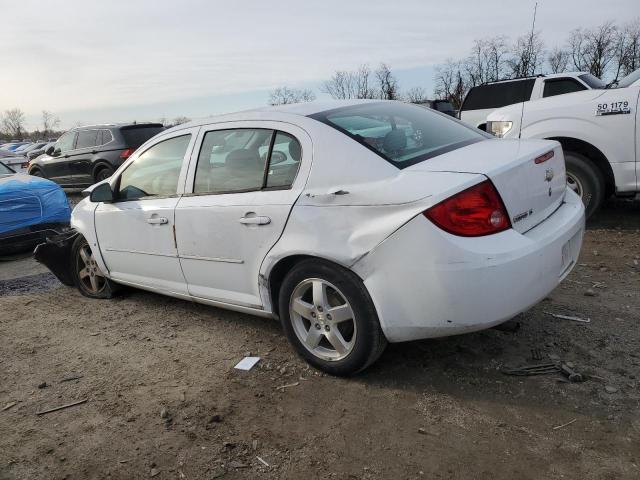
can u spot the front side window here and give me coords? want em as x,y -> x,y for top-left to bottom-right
76,130 -> 98,149
543,78 -> 586,98
311,102 -> 485,169
56,131 -> 76,153
118,134 -> 191,200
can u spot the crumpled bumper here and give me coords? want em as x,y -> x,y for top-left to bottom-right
33,230 -> 79,286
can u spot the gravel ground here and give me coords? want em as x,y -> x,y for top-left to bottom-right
0,199 -> 639,480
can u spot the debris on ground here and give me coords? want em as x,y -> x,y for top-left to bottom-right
256,456 -> 269,467
553,418 -> 577,430
501,361 -> 584,382
544,311 -> 591,323
2,402 -> 17,411
276,382 -> 299,391
234,356 -> 261,371
605,386 -> 619,394
36,399 -> 88,416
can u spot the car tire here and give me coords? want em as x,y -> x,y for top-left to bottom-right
71,235 -> 118,299
278,259 -> 387,376
95,166 -> 114,183
564,151 -> 604,219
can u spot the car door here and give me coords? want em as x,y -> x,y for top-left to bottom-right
94,129 -> 198,295
175,122 -> 311,309
68,129 -> 98,185
43,131 -> 76,183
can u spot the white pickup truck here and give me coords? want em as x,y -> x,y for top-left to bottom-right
486,68 -> 640,217
459,72 -> 605,131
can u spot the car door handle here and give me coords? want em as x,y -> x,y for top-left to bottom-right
239,216 -> 271,225
147,217 -> 168,225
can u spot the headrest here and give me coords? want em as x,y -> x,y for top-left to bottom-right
382,129 -> 406,154
288,139 -> 302,162
225,149 -> 261,171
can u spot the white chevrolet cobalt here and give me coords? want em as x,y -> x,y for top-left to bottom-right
36,100 -> 585,375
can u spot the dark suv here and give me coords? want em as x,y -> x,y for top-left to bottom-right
28,123 -> 164,187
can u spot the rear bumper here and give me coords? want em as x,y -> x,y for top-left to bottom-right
353,188 -> 585,342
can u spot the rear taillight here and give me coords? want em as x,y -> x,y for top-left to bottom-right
120,148 -> 134,160
423,180 -> 511,237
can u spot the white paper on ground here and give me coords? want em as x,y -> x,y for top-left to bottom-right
234,356 -> 261,371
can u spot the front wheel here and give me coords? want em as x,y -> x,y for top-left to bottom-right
71,236 -> 118,299
95,166 -> 114,183
564,151 -> 605,219
278,259 -> 387,376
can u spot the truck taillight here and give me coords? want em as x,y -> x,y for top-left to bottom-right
423,180 -> 511,237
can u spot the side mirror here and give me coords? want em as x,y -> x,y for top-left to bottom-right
45,146 -> 55,155
52,147 -> 61,156
90,183 -> 115,203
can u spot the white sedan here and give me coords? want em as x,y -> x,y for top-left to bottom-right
36,100 -> 585,375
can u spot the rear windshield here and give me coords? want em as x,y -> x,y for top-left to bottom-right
461,79 -> 535,111
120,126 -> 164,148
310,102 -> 486,169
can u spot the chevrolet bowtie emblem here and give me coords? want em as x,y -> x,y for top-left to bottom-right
545,169 -> 554,182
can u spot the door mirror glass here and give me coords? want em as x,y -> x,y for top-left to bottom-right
52,147 -> 61,156
90,182 -> 115,203
45,146 -> 55,155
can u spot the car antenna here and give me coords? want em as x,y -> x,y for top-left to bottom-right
518,1 -> 537,139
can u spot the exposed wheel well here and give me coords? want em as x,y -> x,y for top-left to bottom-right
268,255 -> 356,317
547,137 -> 615,198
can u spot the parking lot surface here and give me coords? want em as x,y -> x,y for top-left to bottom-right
1,199 -> 639,479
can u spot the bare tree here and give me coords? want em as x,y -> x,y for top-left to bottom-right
172,116 -> 191,126
548,47 -> 570,73
507,31 -> 545,77
434,59 -> 468,109
568,22 -> 618,78
405,86 -> 429,103
375,63 -> 399,100
322,64 -> 375,99
268,86 -> 316,105
2,108 -> 26,138
42,110 -> 60,136
616,19 -> 640,77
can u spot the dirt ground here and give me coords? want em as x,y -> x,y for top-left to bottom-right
1,198 -> 639,480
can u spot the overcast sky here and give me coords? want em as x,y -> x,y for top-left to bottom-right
0,0 -> 636,129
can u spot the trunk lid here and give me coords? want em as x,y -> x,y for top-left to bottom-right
406,138 -> 566,233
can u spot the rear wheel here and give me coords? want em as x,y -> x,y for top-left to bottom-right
94,166 -> 114,183
71,236 -> 117,299
278,259 -> 386,376
564,151 -> 604,219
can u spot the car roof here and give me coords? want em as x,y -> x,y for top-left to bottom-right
69,122 -> 164,131
484,72 -> 586,85
162,99 -> 383,134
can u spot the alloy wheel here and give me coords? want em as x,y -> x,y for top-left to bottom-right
77,244 -> 106,294
566,172 -> 583,198
289,278 -> 357,362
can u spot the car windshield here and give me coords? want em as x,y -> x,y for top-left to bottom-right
310,102 -> 487,169
579,73 -> 605,89
0,162 -> 14,175
615,68 -> 640,89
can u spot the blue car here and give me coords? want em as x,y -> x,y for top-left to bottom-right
0,161 -> 71,254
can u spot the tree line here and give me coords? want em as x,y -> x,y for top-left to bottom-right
270,18 -> 640,109
0,109 -> 64,141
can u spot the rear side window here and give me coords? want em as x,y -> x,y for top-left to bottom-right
461,79 -> 535,111
193,128 -> 302,194
120,126 -> 164,149
76,130 -> 98,149
543,78 -> 587,98
311,102 -> 485,169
